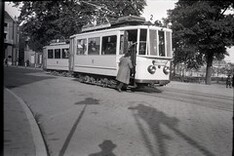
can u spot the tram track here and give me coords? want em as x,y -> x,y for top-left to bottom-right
46,71 -> 233,112
131,87 -> 233,112
163,87 -> 233,101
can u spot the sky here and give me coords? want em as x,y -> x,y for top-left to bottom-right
4,1 -> 234,63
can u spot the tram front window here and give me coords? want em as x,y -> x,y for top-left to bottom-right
139,29 -> 147,55
159,31 -> 165,56
149,30 -> 157,56
166,31 -> 172,57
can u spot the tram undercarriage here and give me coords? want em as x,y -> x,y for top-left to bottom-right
46,69 -> 169,92
73,72 -> 169,89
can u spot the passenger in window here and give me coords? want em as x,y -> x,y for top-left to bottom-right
65,49 -> 69,58
104,44 -> 115,55
89,41 -> 96,53
116,52 -> 133,92
139,44 -> 146,55
83,43 -> 87,55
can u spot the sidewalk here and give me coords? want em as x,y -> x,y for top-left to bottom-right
7,65 -> 43,71
4,89 -> 47,156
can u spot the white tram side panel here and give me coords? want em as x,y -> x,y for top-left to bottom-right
43,42 -> 70,71
70,24 -> 173,85
71,30 -> 120,76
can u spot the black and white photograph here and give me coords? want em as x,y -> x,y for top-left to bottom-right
2,0 -> 234,156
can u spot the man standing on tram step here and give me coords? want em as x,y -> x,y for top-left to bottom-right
116,52 -> 133,92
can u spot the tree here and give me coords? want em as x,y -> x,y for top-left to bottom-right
13,0 -> 146,52
168,1 -> 234,84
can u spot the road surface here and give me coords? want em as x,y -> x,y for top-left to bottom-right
4,66 -> 233,156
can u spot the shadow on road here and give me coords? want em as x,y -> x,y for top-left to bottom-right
128,104 -> 216,156
75,97 -> 100,105
4,67 -> 56,89
59,97 -> 100,156
88,140 -> 117,156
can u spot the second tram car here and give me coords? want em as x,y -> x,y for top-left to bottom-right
43,40 -> 70,71
69,16 -> 173,87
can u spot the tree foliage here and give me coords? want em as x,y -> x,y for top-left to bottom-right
168,1 -> 234,84
13,0 -> 146,52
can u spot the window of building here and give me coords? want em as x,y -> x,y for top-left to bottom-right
62,48 -> 69,58
4,23 -> 8,27
77,39 -> 87,55
102,35 -> 117,55
88,37 -> 100,55
55,49 -> 61,58
48,49 -> 53,58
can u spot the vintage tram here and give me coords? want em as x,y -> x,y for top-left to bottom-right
43,16 -> 173,88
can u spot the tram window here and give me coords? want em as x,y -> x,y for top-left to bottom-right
102,35 -> 117,55
139,29 -> 147,55
159,31 -> 165,56
62,48 -> 69,58
120,30 -> 137,54
120,35 -> 124,54
166,31 -> 172,57
48,49 -> 53,59
88,37 -> 100,55
55,49 -> 61,58
127,29 -> 137,48
77,39 -> 87,55
149,30 -> 157,56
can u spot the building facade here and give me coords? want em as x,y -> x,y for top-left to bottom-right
24,42 -> 43,68
4,11 -> 19,65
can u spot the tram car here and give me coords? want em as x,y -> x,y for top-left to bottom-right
69,16 -> 173,87
43,40 -> 70,72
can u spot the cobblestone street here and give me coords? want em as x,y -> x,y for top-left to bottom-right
4,67 -> 233,156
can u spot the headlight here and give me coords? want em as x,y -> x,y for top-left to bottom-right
148,65 -> 156,74
163,66 -> 170,75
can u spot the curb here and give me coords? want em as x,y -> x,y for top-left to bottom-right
5,89 -> 48,156
6,65 -> 43,71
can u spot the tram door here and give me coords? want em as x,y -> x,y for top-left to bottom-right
123,30 -> 137,86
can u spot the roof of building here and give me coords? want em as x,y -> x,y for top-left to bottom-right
5,10 -> 17,22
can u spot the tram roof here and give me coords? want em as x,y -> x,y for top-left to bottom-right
70,16 -> 172,38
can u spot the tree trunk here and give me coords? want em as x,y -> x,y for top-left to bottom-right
205,52 -> 214,85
